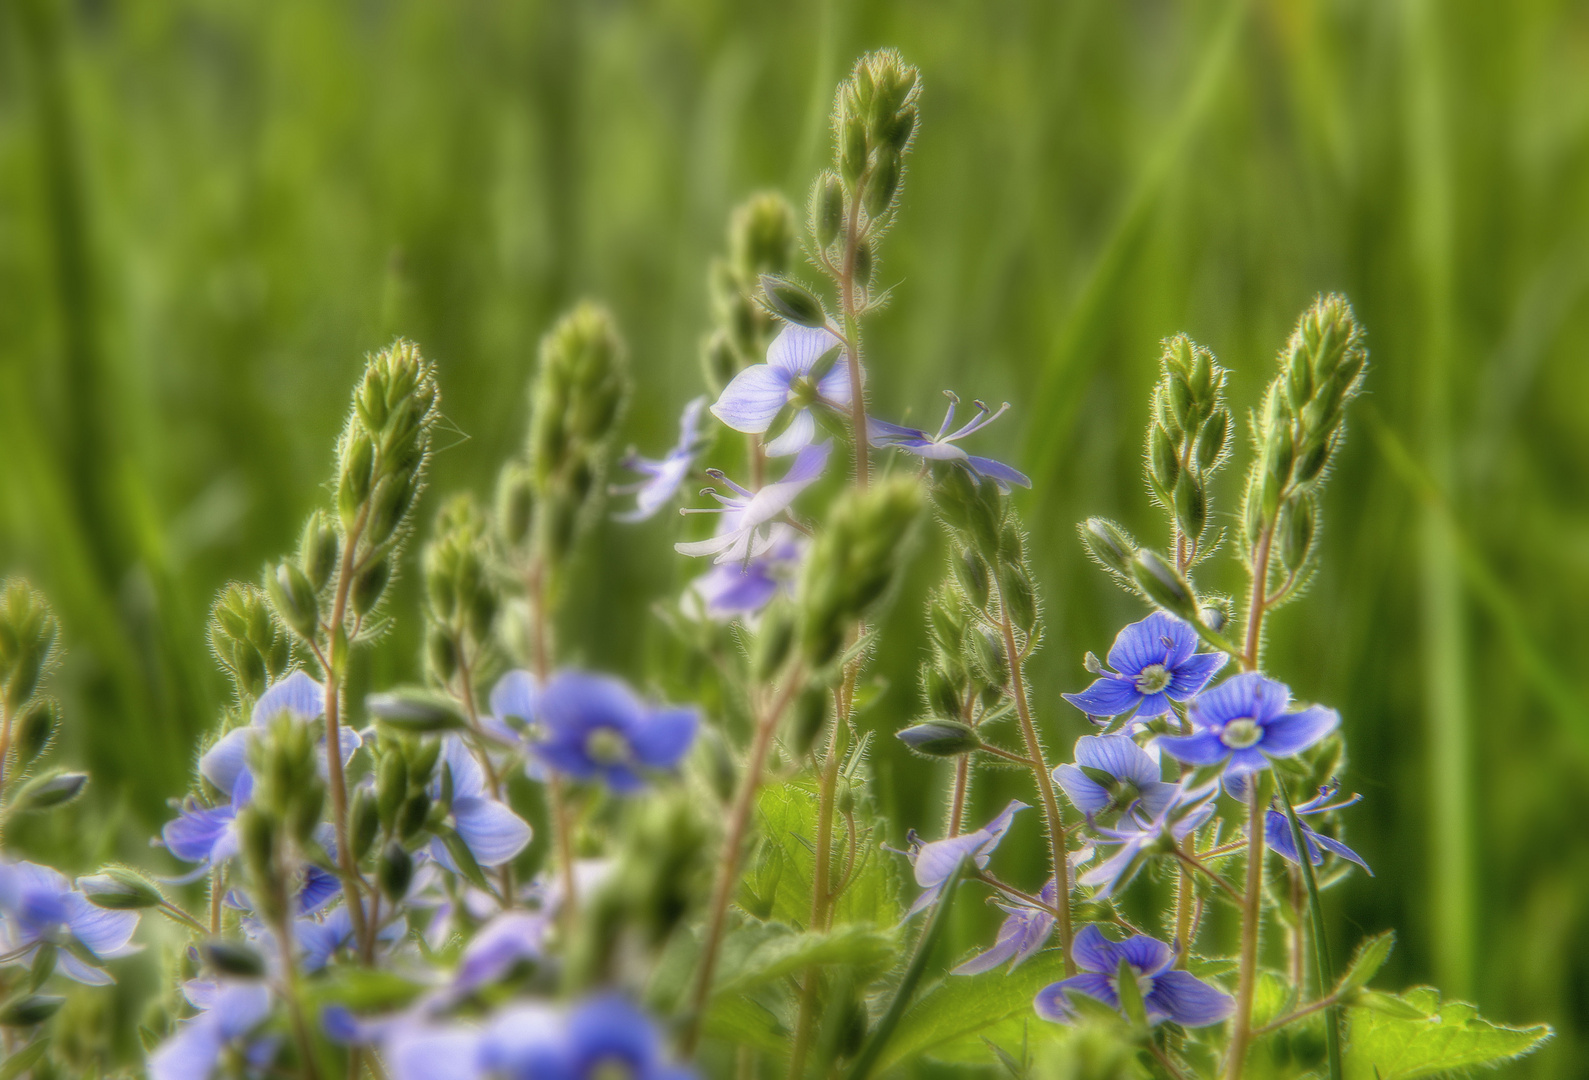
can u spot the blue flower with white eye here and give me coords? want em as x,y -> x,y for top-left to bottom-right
148,979 -> 277,1080
688,524 -> 804,618
1157,673 -> 1338,777
674,441 -> 830,566
1079,782 -> 1217,901
1265,785 -> 1371,876
1053,734 -> 1178,820
711,323 -> 855,456
1034,925 -> 1233,1028
1063,613 -> 1226,720
0,861 -> 141,985
530,672 -> 697,794
428,735 -> 533,872
902,800 -> 1027,917
869,393 -> 1030,489
613,396 -> 711,522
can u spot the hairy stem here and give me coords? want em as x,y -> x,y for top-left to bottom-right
325,513 -> 371,956
838,172 -> 870,487
682,673 -> 804,1057
1225,781 -> 1267,1080
527,556 -> 576,917
998,612 -> 1074,974
947,753 -> 970,838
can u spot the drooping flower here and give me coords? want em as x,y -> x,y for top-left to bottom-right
687,524 -> 804,618
1053,734 -> 1178,820
952,877 -> 1056,976
1062,613 -> 1226,720
613,396 -> 711,522
429,735 -> 533,871
530,672 -> 698,793
148,980 -> 277,1080
1034,925 -> 1233,1027
674,441 -> 830,566
1079,783 -> 1216,901
0,860 -> 141,985
869,393 -> 1030,488
1157,673 -> 1338,777
1265,785 -> 1371,876
902,800 -> 1027,917
711,323 -> 854,456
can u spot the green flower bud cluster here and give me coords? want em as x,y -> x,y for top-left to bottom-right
512,303 -> 630,568
811,50 -> 921,304
368,734 -> 440,857
422,496 -> 499,688
207,583 -> 289,702
703,193 -> 798,392
797,475 -> 925,669
0,580 -> 67,819
249,714 -> 326,846
1241,295 -> 1367,601
1145,335 -> 1231,561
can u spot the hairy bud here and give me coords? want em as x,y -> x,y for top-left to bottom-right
0,579 -> 58,714
897,720 -> 980,757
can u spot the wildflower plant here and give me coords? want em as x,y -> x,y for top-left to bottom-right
0,49 -> 1552,1080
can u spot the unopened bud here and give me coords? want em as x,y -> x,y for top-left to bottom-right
16,771 -> 87,812
1081,518 -> 1136,577
1196,409 -> 1230,470
378,841 -> 413,902
367,689 -> 466,733
0,995 -> 64,1027
0,579 -> 58,713
202,938 -> 267,979
758,275 -> 827,329
266,561 -> 320,638
999,564 -> 1038,633
1281,495 -> 1317,569
300,511 -> 340,593
897,720 -> 980,757
1131,549 -> 1198,622
953,550 -> 991,611
351,556 -> 392,617
815,173 -> 844,249
399,792 -> 431,839
15,699 -> 58,766
78,866 -> 164,910
376,749 -> 407,829
925,663 -> 963,720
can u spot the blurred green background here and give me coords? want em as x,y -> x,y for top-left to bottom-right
1,0 -> 1585,1072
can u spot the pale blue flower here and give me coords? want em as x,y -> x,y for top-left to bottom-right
1158,673 -> 1338,777
1034,926 -> 1233,1027
0,860 -> 141,985
711,323 -> 854,456
148,980 -> 277,1080
614,397 -> 710,522
869,394 -> 1030,488
1053,734 -> 1178,820
531,672 -> 697,793
1063,613 -> 1226,719
674,441 -> 830,566
902,800 -> 1027,917
428,735 -> 533,871
1079,782 -> 1217,901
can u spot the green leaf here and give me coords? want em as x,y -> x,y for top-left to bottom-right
0,1038 -> 49,1080
1115,958 -> 1148,1028
875,950 -> 1072,1071
745,780 -> 902,928
1337,931 -> 1395,996
712,921 -> 897,998
1344,988 -> 1552,1080
1278,776 -> 1342,1080
702,991 -> 790,1054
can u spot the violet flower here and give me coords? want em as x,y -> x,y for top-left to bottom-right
711,323 -> 854,456
0,860 -> 141,985
1053,734 -> 1178,820
1079,782 -> 1217,901
1157,673 -> 1339,777
1265,785 -> 1371,876
902,800 -> 1027,917
531,672 -> 697,793
613,396 -> 710,522
147,980 -> 277,1080
428,735 -> 532,872
674,441 -> 830,566
869,393 -> 1030,488
1034,925 -> 1233,1027
1063,613 -> 1226,720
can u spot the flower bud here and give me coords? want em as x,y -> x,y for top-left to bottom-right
367,688 -> 467,733
814,172 -> 844,249
925,662 -> 963,720
351,787 -> 379,862
0,995 -> 64,1027
758,275 -> 827,329
378,841 -> 413,902
202,938 -> 267,979
351,556 -> 392,617
853,238 -> 874,290
0,579 -> 57,714
265,561 -> 320,638
952,550 -> 991,611
1196,409 -> 1230,470
376,749 -> 407,830
967,625 -> 1008,688
78,866 -> 164,910
299,511 -> 340,593
864,147 -> 901,218
839,109 -> 868,186
1280,494 -> 1317,569
399,791 -> 431,839
1173,471 -> 1207,540
1131,549 -> 1199,622
897,720 -> 980,757
16,770 -> 87,812
999,563 -> 1038,633
1148,423 -> 1180,494
1081,518 -> 1136,577
337,432 -> 376,526
15,698 -> 58,766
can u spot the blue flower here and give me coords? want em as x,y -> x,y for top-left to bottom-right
450,911 -> 549,997
1034,925 -> 1233,1028
711,323 -> 854,456
1265,785 -> 1371,876
385,996 -> 695,1080
293,900 -> 405,973
0,860 -> 141,985
1063,613 -> 1226,720
1053,735 -> 1178,820
1157,673 -> 1338,777
429,735 -> 533,871
674,441 -> 830,566
687,524 -> 803,618
953,877 -> 1055,976
869,394 -> 1030,488
1079,782 -> 1216,901
148,979 -> 277,1080
531,672 -> 698,793
613,396 -> 711,522
902,800 -> 1027,917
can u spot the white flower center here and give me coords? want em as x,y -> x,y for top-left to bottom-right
1135,664 -> 1171,694
1220,718 -> 1263,749
584,728 -> 630,766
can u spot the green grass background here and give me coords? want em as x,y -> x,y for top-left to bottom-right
1,0 -> 1585,1072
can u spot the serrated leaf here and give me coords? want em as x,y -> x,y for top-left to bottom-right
1344,988 -> 1552,1080
745,780 -> 901,927
1337,931 -> 1394,995
875,950 -> 1075,1071
713,922 -> 897,998
0,1038 -> 49,1080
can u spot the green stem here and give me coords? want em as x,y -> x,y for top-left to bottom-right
324,513 -> 371,957
1224,777 -> 1268,1080
1278,778 -> 1343,1080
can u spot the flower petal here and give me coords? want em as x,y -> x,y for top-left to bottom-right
626,707 -> 698,771
387,1025 -> 486,1080
1166,650 -> 1227,700
764,408 -> 816,457
490,670 -> 540,727
1260,705 -> 1339,758
1034,972 -> 1118,1022
199,729 -> 252,797
767,323 -> 843,377
1146,970 -> 1234,1027
162,805 -> 236,865
1069,924 -> 1118,974
454,912 -> 548,994
964,455 -> 1031,489
1062,678 -> 1142,718
566,995 -> 662,1072
1114,934 -> 1174,976
1156,730 -> 1229,768
711,365 -> 790,434
452,798 -> 533,867
65,895 -> 140,957
1075,734 -> 1162,789
252,670 -> 326,725
1052,764 -> 1110,818
148,1018 -> 226,1080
